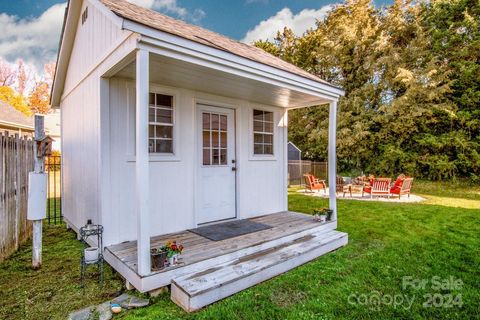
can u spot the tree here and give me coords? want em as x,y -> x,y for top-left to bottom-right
0,58 -> 16,87
16,60 -> 27,96
254,0 -> 479,180
28,81 -> 51,114
0,86 -> 31,115
43,62 -> 56,85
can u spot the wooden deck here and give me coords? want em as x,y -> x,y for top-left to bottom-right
104,211 -> 340,293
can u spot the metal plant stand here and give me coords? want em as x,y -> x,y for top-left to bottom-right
80,224 -> 104,287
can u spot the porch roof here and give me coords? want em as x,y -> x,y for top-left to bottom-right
111,52 -> 335,108
100,0 -> 338,89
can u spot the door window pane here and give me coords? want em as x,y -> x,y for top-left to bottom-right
212,149 -> 220,165
203,113 -> 210,130
203,131 -> 210,147
220,132 -> 227,148
203,148 -> 210,165
220,115 -> 227,131
212,131 -> 219,147
220,149 -> 227,165
211,114 -> 219,130
202,112 -> 228,166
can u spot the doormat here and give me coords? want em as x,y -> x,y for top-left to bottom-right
189,219 -> 272,241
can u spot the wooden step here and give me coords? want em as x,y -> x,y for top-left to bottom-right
171,230 -> 348,312
131,221 -> 336,292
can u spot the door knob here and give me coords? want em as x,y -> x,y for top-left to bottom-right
232,167 -> 237,171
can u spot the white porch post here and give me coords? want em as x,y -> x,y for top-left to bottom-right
136,49 -> 150,276
328,100 -> 338,220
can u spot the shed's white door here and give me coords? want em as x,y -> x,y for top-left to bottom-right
196,104 -> 236,224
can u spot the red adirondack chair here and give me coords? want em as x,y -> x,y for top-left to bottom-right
303,174 -> 326,193
390,176 -> 414,199
362,178 -> 392,198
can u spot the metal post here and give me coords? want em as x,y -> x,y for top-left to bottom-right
32,115 -> 45,269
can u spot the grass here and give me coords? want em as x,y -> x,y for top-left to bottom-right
0,226 -> 124,320
1,182 -> 479,319
412,180 -> 480,209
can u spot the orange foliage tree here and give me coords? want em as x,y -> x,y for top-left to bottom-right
28,81 -> 51,114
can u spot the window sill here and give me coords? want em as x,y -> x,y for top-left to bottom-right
126,154 -> 181,162
248,154 -> 277,161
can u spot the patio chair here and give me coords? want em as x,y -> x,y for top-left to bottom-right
336,176 -> 351,197
362,177 -> 392,198
303,174 -> 326,193
390,176 -> 414,199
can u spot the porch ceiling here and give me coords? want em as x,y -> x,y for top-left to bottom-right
113,53 -> 331,108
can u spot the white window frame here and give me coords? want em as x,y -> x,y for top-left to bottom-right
249,106 -> 276,161
148,93 -> 174,154
126,82 -> 181,162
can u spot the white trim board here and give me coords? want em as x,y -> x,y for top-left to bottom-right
135,36 -> 340,106
127,26 -> 344,99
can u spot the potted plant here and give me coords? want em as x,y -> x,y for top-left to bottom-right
165,240 -> 184,266
313,208 -> 333,222
150,247 -> 168,271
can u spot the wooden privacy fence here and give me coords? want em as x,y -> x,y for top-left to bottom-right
288,160 -> 328,186
0,133 -> 34,262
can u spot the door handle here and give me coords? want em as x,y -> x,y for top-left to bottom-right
231,167 -> 237,172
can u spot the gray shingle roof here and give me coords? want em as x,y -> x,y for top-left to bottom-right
0,100 -> 34,129
100,0 -> 333,86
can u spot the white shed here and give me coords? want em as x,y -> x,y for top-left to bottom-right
51,0 -> 347,309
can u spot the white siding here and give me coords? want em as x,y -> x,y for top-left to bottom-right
63,0 -> 130,95
60,0 -> 134,232
106,78 -> 287,246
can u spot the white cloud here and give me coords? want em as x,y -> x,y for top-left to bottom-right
0,2 -> 66,71
242,5 -> 333,44
127,0 -> 205,23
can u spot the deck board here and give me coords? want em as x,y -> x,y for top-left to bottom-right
105,211 -> 322,275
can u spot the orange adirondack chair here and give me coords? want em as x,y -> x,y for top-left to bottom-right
362,178 -> 392,198
390,176 -> 414,199
303,174 -> 326,193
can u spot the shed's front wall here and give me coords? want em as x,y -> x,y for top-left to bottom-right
104,78 -> 287,246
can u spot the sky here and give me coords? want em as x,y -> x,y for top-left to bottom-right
0,0 -> 390,72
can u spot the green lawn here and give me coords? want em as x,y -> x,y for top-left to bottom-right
0,182 -> 479,319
